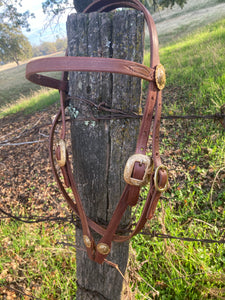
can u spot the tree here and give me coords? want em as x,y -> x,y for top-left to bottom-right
32,38 -> 67,58
142,0 -> 187,12
55,37 -> 67,51
158,0 -> 187,9
42,0 -> 187,14
0,0 -> 34,64
39,41 -> 57,55
0,24 -> 32,64
32,46 -> 42,58
0,0 -> 34,31
42,0 -> 73,16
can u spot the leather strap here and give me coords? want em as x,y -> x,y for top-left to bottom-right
26,56 -> 155,91
26,0 -> 168,264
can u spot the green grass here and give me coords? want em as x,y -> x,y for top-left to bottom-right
0,89 -> 59,118
0,62 -> 39,108
151,0 -> 225,46
131,18 -> 225,299
130,175 -> 225,298
0,52 -> 63,109
145,18 -> 225,114
0,220 -> 77,299
0,17 -> 224,300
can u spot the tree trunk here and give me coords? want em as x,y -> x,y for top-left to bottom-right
67,10 -> 144,300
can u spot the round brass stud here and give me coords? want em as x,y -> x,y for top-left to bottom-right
83,235 -> 92,248
97,243 -> 110,255
155,64 -> 166,90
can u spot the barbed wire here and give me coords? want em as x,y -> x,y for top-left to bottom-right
68,96 -> 225,128
161,113 -> 225,121
0,102 -> 224,246
1,207 -> 224,245
140,231 -> 225,244
0,207 -> 75,224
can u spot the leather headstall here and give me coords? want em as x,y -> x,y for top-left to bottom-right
26,0 -> 168,264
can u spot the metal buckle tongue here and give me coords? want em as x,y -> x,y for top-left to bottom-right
124,154 -> 153,187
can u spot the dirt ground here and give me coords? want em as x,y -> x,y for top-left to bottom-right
0,104 -> 71,219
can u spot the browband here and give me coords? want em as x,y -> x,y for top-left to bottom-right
26,0 -> 168,264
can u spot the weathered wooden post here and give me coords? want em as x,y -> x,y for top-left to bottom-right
67,6 -> 144,300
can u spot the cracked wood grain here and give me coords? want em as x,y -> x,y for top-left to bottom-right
67,10 -> 144,300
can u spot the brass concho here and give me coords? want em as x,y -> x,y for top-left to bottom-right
97,243 -> 110,255
155,64 -> 166,90
83,235 -> 92,248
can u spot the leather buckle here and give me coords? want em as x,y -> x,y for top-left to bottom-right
154,165 -> 169,192
124,154 -> 153,187
56,139 -> 67,167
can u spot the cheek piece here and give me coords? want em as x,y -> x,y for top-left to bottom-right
26,0 -> 168,264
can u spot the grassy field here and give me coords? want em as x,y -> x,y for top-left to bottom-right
0,8 -> 225,300
0,52 -> 63,110
131,17 -> 225,299
0,89 -> 60,118
152,0 -> 225,45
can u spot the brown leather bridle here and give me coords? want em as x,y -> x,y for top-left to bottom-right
26,0 -> 168,264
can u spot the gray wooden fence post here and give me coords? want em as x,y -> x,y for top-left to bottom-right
67,10 -> 144,300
